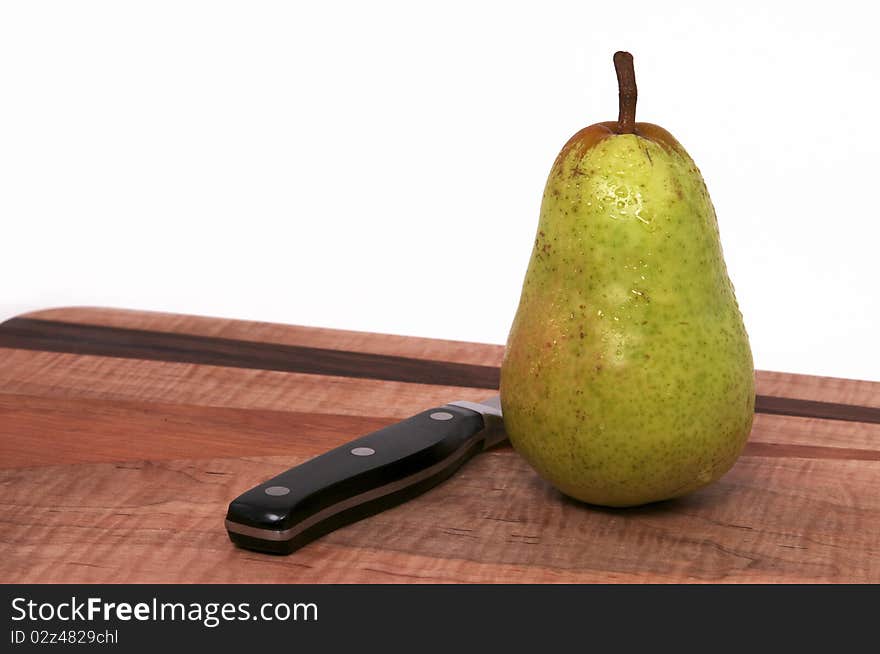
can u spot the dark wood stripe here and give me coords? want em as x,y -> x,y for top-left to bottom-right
1,317 -> 878,425
0,317 -> 501,389
754,394 -> 879,424
744,441 -> 880,462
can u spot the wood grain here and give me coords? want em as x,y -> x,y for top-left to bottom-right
0,307 -> 878,583
2,451 -> 878,583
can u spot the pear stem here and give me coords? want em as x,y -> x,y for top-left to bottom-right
613,51 -> 637,134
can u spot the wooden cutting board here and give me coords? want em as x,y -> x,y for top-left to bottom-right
1,307 -> 878,583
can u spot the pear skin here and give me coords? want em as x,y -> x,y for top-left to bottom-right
500,53 -> 754,507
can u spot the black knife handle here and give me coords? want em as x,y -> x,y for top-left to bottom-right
225,404 -> 486,554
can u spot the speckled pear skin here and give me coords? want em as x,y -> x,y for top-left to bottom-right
500,121 -> 754,507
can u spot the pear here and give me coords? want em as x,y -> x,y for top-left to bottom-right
500,52 -> 754,507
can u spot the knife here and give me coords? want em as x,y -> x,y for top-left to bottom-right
225,396 -> 505,554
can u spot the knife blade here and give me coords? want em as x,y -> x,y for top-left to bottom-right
225,396 -> 505,554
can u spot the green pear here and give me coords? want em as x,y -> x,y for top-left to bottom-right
500,52 -> 754,507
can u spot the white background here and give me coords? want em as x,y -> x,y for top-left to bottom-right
1,1 -> 878,381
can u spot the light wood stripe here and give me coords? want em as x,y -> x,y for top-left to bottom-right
2,392 -> 878,470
